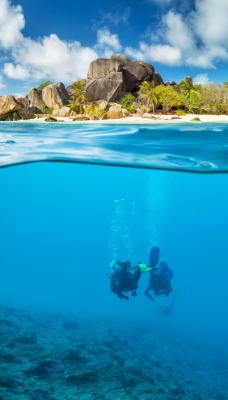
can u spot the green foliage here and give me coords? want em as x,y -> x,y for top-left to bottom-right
153,85 -> 182,113
175,109 -> 186,116
84,104 -> 105,118
68,80 -> 88,114
200,84 -> 228,114
184,89 -> 203,113
37,81 -> 52,90
224,82 -> 228,88
117,93 -> 137,113
138,81 -> 158,113
178,76 -> 202,112
38,101 -> 53,114
179,76 -> 194,96
140,105 -> 148,113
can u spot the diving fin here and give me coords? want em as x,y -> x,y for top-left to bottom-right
149,246 -> 160,268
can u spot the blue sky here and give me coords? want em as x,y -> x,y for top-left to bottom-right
0,0 -> 227,96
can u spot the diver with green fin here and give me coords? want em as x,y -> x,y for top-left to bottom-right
109,259 -> 158,300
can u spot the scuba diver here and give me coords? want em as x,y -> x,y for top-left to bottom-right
144,246 -> 174,301
110,260 -> 156,300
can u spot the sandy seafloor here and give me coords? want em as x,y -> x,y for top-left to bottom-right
0,305 -> 227,400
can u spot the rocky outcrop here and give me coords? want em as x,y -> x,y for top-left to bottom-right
111,54 -> 154,92
0,55 -> 165,120
153,73 -> 164,86
85,72 -> 123,103
0,95 -> 22,120
88,58 -> 124,79
72,115 -> 91,121
86,54 -> 163,102
0,95 -> 24,121
0,95 -> 36,120
28,88 -> 42,108
0,82 -> 71,120
103,104 -> 131,119
44,117 -> 58,122
52,106 -> 76,117
42,82 -> 70,110
16,96 -> 39,114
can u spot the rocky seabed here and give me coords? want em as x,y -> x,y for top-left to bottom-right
0,305 -> 227,400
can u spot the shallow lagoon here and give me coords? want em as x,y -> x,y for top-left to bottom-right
0,122 -> 228,399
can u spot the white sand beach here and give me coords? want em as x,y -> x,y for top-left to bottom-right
27,114 -> 228,123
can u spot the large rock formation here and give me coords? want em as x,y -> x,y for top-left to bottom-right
88,58 -> 124,79
16,96 -> 39,115
0,95 -> 22,120
52,106 -> 76,117
0,55 -> 165,120
0,95 -> 25,120
0,82 -> 71,120
42,82 -> 70,109
111,54 -> 154,92
28,88 -> 42,108
85,72 -> 124,103
85,54 -> 163,102
0,95 -> 35,121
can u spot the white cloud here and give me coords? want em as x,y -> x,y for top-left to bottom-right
5,34 -> 98,82
163,2 -> 228,67
1,0 -> 228,89
163,11 -> 195,53
126,43 -> 181,65
95,27 -> 122,57
0,0 -> 24,49
193,73 -> 210,85
3,63 -> 30,79
193,0 -> 228,48
126,0 -> 228,68
3,27 -> 122,83
1,0 -> 122,84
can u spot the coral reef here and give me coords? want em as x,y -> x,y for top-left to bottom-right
0,305 -> 227,400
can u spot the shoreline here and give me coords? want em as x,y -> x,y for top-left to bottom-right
1,114 -> 228,124
19,114 -> 228,123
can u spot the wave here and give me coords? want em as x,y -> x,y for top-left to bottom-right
0,122 -> 228,173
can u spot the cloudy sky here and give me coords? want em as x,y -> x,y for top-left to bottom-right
0,0 -> 227,95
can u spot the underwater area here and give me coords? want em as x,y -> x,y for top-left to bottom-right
0,122 -> 228,400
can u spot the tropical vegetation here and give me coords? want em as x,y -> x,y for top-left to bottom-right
117,93 -> 137,113
37,80 -> 52,90
68,80 -> 88,113
38,100 -> 53,114
137,78 -> 228,115
66,77 -> 228,117
84,104 -> 106,118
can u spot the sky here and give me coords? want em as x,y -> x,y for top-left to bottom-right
0,0 -> 227,96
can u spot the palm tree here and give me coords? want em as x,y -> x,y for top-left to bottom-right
179,76 -> 201,112
68,80 -> 88,113
179,76 -> 194,97
138,81 -> 158,114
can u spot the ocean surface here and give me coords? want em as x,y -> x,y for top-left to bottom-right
0,121 -> 228,400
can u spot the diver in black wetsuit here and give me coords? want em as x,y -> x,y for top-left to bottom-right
110,260 -> 141,300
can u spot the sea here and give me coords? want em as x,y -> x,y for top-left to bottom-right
0,121 -> 228,400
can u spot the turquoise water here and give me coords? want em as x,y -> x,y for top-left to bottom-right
1,122 -> 228,171
0,122 -> 228,399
